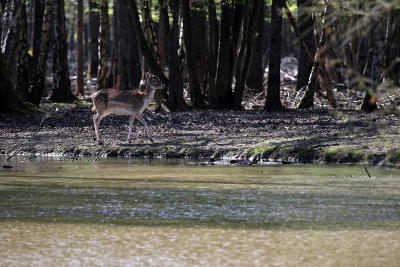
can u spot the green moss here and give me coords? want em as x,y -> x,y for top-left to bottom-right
387,149 -> 400,164
245,146 -> 274,156
324,145 -> 366,163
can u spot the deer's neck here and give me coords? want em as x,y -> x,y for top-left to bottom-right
143,88 -> 156,106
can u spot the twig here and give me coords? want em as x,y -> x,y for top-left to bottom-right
5,112 -> 52,162
363,162 -> 372,178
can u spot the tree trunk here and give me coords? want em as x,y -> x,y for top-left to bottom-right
298,0 -> 336,109
215,2 -> 234,109
264,0 -> 284,111
75,0 -> 84,96
31,0 -> 45,80
0,52 -> 36,113
206,0 -> 218,106
296,0 -> 316,92
28,0 -> 53,106
88,0 -> 100,78
191,0 -> 207,97
98,0 -> 109,90
1,0 -> 22,83
111,0 -> 119,88
127,0 -> 168,85
140,0 -> 160,66
1,0 -> 29,102
361,12 -> 384,112
16,0 -> 29,101
181,0 -> 205,107
246,0 -> 265,93
233,0 -> 263,109
49,0 -> 76,103
160,0 -> 186,111
118,0 -> 141,90
384,8 -> 400,86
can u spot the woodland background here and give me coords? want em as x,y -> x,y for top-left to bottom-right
1,0 -> 400,114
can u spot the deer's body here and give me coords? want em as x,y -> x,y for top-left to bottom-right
91,73 -> 164,143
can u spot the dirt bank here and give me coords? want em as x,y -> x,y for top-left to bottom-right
1,101 -> 399,167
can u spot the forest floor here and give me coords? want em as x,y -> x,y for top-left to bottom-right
1,57 -> 400,167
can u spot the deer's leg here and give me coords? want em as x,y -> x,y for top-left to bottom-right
135,114 -> 154,143
93,113 -> 103,143
127,115 -> 135,142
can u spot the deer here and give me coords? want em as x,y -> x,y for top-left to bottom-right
91,72 -> 165,144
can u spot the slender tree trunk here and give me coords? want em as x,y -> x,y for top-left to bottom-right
75,0 -> 84,95
265,0 -> 284,111
28,0 -> 53,106
215,2 -> 234,109
111,0 -> 119,88
140,0 -> 160,66
127,0 -> 168,85
98,0 -> 109,90
88,0 -> 100,78
233,0 -> 263,109
191,0 -> 207,97
246,0 -> 265,92
362,11 -> 384,112
181,0 -> 205,107
49,0 -> 75,102
118,0 -> 141,90
16,0 -> 29,101
296,0 -> 316,92
207,0 -> 218,106
117,0 -> 129,90
31,0 -> 45,79
298,0 -> 336,109
160,0 -> 186,111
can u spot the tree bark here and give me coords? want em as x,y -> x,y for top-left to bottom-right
88,0 -> 100,78
215,2 -> 234,109
127,0 -> 168,85
296,0 -> 316,92
31,0 -> 45,80
246,0 -> 265,93
98,0 -> 109,90
1,0 -> 23,83
28,0 -> 53,106
191,0 -> 207,97
0,52 -> 34,113
16,0 -> 30,101
233,0 -> 263,109
119,0 -> 141,90
75,0 -> 84,96
49,0 -> 76,103
264,0 -> 284,111
361,11 -> 384,112
160,0 -> 186,111
206,0 -> 218,106
181,0 -> 206,107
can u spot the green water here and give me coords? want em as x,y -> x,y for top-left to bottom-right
1,157 -> 400,266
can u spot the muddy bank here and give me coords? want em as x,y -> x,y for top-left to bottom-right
1,102 -> 399,167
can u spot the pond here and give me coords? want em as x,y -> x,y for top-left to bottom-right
1,156 -> 400,266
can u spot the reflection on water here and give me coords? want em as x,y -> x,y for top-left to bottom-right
1,156 -> 400,266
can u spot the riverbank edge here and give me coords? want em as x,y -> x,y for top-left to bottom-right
3,142 -> 399,168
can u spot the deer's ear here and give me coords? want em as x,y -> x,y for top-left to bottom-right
145,72 -> 152,80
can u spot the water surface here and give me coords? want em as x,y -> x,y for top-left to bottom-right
1,157 -> 400,266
